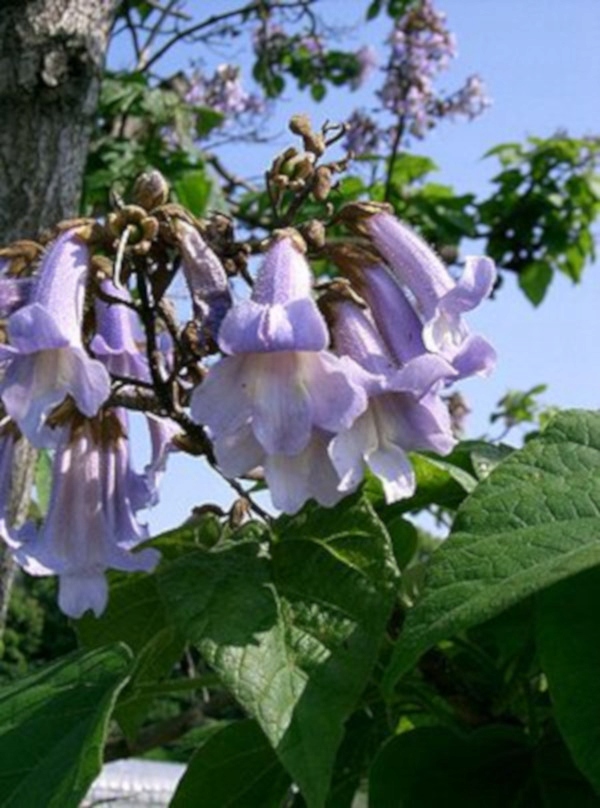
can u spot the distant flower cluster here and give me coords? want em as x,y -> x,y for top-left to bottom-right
185,64 -> 264,117
345,0 -> 490,154
0,198 -> 495,618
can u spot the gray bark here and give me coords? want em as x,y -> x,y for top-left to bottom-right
0,0 -> 119,241
0,0 -> 119,634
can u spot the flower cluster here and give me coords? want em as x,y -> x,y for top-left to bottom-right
185,64 -> 264,117
191,207 -> 495,512
0,229 -> 177,618
0,182 -> 495,619
345,0 -> 490,153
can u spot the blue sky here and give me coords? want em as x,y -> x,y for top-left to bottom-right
112,0 -> 600,532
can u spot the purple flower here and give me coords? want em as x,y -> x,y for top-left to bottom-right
351,45 -> 378,90
91,279 -> 179,507
347,262 -> 430,365
0,230 -> 111,447
344,111 -> 383,156
175,220 -> 232,350
328,300 -> 456,502
13,411 -> 159,618
144,413 -> 180,506
91,279 -> 149,380
364,211 -> 497,378
191,234 -> 367,513
0,257 -> 34,317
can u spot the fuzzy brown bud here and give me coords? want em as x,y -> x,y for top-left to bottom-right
313,166 -> 332,201
131,170 -> 170,211
288,114 -> 326,156
289,114 -> 312,137
299,219 -> 326,250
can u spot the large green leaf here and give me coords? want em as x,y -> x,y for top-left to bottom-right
385,410 -> 600,691
536,567 -> 600,794
0,644 -> 131,808
171,720 -> 290,807
76,520 -> 223,736
159,495 -> 396,808
368,726 -> 599,807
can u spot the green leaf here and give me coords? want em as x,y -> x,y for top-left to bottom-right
390,153 -> 438,186
159,496 -> 396,808
34,450 -> 52,515
310,82 -> 327,102
467,442 -> 514,480
325,710 -> 374,807
385,410 -> 600,691
369,726 -> 599,807
536,567 -> 600,794
195,106 -> 225,137
0,645 -> 131,808
171,720 -> 290,807
77,573 -> 168,655
519,261 -> 553,305
76,520 -> 225,736
366,0 -> 383,19
173,169 -> 212,216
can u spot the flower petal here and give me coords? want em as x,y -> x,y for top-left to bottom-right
367,444 -> 415,503
451,333 -> 497,379
251,353 -> 313,455
252,235 -> 313,305
214,420 -> 264,478
191,355 -> 252,435
265,432 -> 344,513
218,298 -> 327,354
307,353 -> 369,433
8,302 -> 72,353
441,256 -> 496,315
329,410 -> 378,492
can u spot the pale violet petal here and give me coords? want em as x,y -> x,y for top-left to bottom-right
264,452 -> 311,514
67,350 -> 112,418
441,256 -> 496,315
451,333 -> 497,379
367,212 -> 453,315
264,433 -> 344,514
367,444 -> 415,503
329,410 -> 378,493
252,236 -> 313,305
59,571 -> 108,619
387,354 -> 456,397
251,353 -> 313,455
191,355 -> 252,435
214,421 -> 264,478
8,303 -> 72,353
218,298 -> 327,354
307,353 -> 369,433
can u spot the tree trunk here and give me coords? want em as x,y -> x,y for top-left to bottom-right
0,0 -> 119,634
0,0 -> 118,241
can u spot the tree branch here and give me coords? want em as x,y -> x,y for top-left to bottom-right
141,0 -> 316,73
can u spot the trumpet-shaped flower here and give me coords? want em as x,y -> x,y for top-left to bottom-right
13,411 -> 159,618
0,257 -> 34,317
328,300 -> 456,503
191,234 -> 367,513
363,209 -> 496,378
176,220 -> 232,351
0,230 -> 111,446
90,279 -> 149,381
